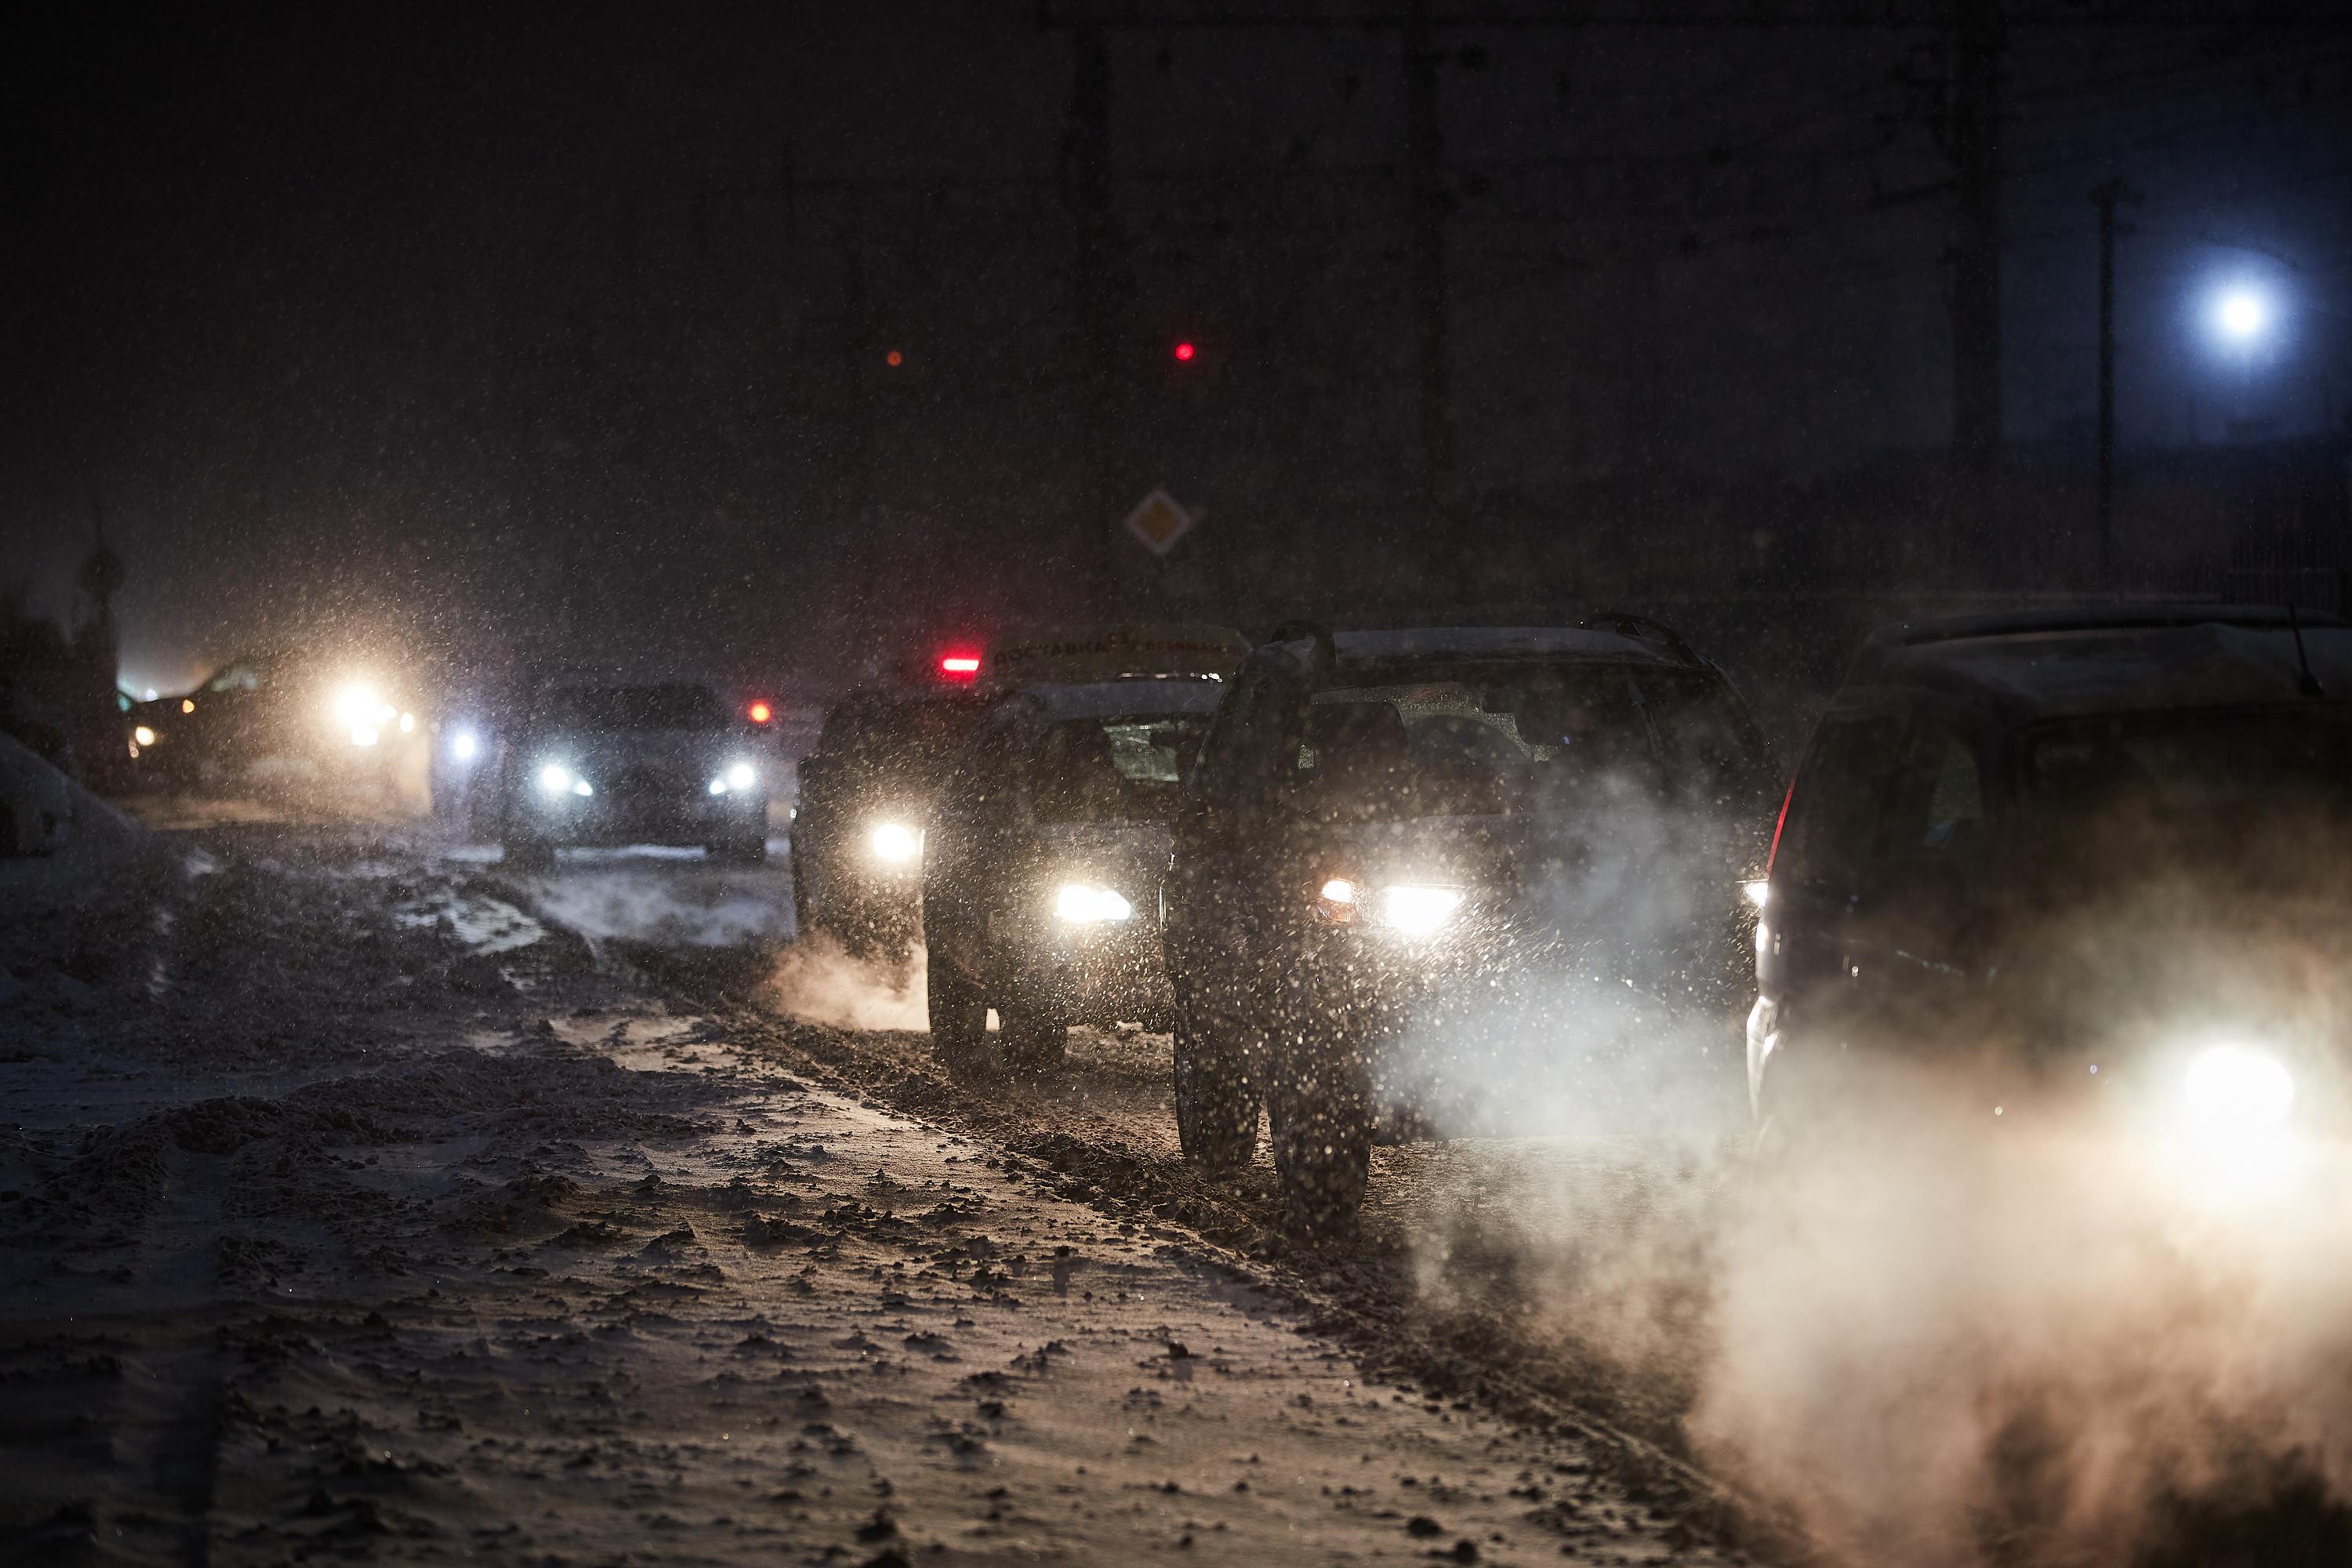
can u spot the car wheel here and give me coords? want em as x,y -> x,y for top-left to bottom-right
709,833 -> 766,865
927,950 -> 987,1068
996,995 -> 1069,1075
789,846 -> 818,934
1268,1032 -> 1372,1239
502,833 -> 556,872
1172,993 -> 1261,1173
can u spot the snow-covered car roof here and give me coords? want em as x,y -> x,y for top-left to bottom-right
1004,679 -> 1228,723
1276,626 -> 1675,669
1849,610 -> 2352,723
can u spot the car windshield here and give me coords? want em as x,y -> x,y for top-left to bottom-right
541,683 -> 727,731
1033,714 -> 1209,824
1289,661 -> 1769,822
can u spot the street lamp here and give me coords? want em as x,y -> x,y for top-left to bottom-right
2212,283 -> 2274,347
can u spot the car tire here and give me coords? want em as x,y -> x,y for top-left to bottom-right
789,845 -> 818,935
709,833 -> 766,865
1268,1032 -> 1373,1239
503,833 -> 556,872
1172,995 -> 1261,1173
996,995 -> 1069,1075
927,949 -> 987,1068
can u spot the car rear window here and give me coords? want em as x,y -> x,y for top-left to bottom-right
820,693 -> 991,777
543,684 -> 727,731
1288,661 -> 1771,822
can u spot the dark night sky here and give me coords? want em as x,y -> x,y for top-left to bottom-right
6,3 -> 2350,698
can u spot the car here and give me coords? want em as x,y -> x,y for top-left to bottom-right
791,625 -> 1248,956
791,683 -> 998,953
125,657 -> 432,808
496,675 -> 769,869
922,676 -> 1226,1072
1747,605 -> 2352,1191
1163,617 -> 1779,1233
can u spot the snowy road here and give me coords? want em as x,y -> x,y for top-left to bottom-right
0,809 -> 1736,1566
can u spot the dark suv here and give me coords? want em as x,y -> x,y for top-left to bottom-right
1163,619 -> 1777,1232
790,687 -> 995,953
1748,606 -> 2352,1181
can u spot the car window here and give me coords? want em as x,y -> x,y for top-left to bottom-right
1883,725 -> 1987,861
1777,714 -> 1904,893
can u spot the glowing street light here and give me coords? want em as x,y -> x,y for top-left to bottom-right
2212,283 -> 2274,346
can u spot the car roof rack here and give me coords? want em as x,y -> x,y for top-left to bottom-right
1867,603 -> 2350,652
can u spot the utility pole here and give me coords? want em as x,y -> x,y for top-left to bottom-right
1945,0 -> 2004,568
2089,176 -> 2142,586
1403,0 -> 1454,561
1060,18 -> 1122,612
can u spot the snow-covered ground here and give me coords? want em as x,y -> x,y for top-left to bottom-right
0,801 -> 1722,1564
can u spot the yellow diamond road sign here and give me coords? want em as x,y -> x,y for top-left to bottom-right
1123,488 -> 1197,557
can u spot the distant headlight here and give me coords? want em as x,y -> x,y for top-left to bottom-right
450,728 -> 479,762
2183,1044 -> 2295,1145
727,761 -> 756,790
538,763 -> 583,796
868,822 -> 920,864
398,711 -> 416,734
1055,884 -> 1134,924
132,725 -> 157,746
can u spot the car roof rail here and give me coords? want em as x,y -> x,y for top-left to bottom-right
1572,611 -> 1702,666
1268,618 -> 1338,676
1867,603 -> 2350,652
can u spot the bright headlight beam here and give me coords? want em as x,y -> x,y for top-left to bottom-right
868,822 -> 920,863
539,764 -> 572,793
451,728 -> 478,762
726,761 -> 756,790
1378,885 -> 1464,935
1055,884 -> 1134,924
2183,1044 -> 2295,1141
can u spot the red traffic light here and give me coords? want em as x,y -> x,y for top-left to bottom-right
1173,341 -> 1196,362
938,652 -> 982,682
746,700 -> 773,724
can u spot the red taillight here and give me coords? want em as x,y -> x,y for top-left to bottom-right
938,653 -> 982,681
747,701 -> 773,724
1765,782 -> 1795,880
1173,341 -> 1196,362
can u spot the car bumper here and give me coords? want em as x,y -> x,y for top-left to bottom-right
518,791 -> 764,846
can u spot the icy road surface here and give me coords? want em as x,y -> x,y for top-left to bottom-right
0,808 -> 1730,1565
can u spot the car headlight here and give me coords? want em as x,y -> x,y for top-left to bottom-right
713,760 -> 757,793
1316,877 -> 1463,934
1055,884 -> 1134,924
132,725 -> 157,746
450,728 -> 479,762
1379,885 -> 1465,935
539,764 -> 593,797
1742,879 -> 1770,909
2183,1044 -> 2296,1145
868,822 -> 920,863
